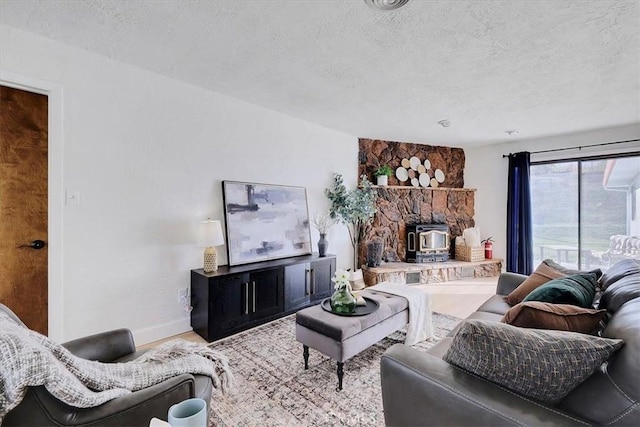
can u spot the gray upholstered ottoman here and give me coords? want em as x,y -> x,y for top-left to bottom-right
295,290 -> 409,390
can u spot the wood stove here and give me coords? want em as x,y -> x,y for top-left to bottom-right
406,224 -> 450,263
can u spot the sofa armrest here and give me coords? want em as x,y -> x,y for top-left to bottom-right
495,272 -> 528,295
62,329 -> 136,362
380,344 -> 589,427
4,374 -> 198,427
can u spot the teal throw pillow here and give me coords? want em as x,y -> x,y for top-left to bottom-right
523,272 -> 598,308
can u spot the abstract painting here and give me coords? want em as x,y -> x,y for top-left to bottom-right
222,181 -> 312,266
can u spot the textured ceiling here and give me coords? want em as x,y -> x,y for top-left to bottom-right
1,0 -> 638,147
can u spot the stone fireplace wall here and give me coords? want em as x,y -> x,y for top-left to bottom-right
358,138 -> 466,188
358,138 -> 475,264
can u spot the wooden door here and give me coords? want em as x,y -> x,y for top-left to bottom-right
0,85 -> 49,335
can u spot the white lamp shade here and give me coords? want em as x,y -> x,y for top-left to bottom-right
197,219 -> 224,247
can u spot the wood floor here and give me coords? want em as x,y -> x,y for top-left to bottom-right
137,276 -> 498,350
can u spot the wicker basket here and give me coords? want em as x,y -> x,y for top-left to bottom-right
455,244 -> 485,262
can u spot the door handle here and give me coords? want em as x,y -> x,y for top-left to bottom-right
310,268 -> 315,294
17,240 -> 45,250
305,269 -> 310,296
252,281 -> 256,313
244,283 -> 249,315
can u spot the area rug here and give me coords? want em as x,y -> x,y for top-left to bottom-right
208,312 -> 461,426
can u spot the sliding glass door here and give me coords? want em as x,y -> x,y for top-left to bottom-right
531,154 -> 639,271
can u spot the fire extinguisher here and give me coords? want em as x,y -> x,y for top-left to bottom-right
482,237 -> 494,260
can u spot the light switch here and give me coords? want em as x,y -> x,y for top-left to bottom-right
66,190 -> 80,206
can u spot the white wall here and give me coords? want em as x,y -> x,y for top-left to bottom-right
465,124 -> 640,265
0,24 -> 357,344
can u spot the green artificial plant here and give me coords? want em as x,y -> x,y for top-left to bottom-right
374,165 -> 393,177
325,173 -> 378,271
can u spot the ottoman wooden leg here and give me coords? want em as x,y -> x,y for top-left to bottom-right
337,361 -> 344,391
303,345 -> 309,370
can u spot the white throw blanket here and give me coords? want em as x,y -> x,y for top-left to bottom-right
0,311 -> 233,421
367,282 -> 434,345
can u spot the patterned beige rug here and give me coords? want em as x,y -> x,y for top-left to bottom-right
208,312 -> 461,426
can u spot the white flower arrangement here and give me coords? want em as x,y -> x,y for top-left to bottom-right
331,269 -> 351,292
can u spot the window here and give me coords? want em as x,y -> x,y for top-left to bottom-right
531,154 -> 640,271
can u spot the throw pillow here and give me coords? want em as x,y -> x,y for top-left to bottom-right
505,259 -> 580,305
443,320 -> 623,403
522,272 -> 598,308
501,301 -> 607,334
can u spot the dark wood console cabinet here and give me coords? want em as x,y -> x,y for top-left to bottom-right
191,254 -> 336,341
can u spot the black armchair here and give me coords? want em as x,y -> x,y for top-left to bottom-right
1,303 -> 213,427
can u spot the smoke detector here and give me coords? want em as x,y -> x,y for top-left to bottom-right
364,0 -> 412,12
505,130 -> 519,135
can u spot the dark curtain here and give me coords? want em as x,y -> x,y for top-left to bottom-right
507,152 -> 533,275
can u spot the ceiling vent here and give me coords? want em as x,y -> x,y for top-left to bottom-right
364,0 -> 412,12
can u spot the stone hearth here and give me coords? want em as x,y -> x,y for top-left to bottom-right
363,259 -> 503,286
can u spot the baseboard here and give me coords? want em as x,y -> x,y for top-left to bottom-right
133,317 -> 192,346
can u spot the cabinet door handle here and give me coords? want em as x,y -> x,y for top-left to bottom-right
252,281 -> 256,312
244,283 -> 249,315
310,268 -> 315,294
305,269 -> 310,295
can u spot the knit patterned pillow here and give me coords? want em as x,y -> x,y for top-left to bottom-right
443,320 -> 623,403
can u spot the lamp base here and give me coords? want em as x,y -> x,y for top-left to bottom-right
204,246 -> 218,273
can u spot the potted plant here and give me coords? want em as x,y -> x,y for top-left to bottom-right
325,173 -> 377,275
374,165 -> 393,186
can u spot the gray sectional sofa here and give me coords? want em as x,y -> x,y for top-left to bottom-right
380,259 -> 640,426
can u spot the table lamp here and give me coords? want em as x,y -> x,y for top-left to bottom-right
197,219 -> 224,272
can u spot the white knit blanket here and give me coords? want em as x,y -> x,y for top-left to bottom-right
0,312 -> 233,421
367,282 -> 434,345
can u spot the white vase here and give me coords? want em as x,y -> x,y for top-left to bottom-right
376,175 -> 388,186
